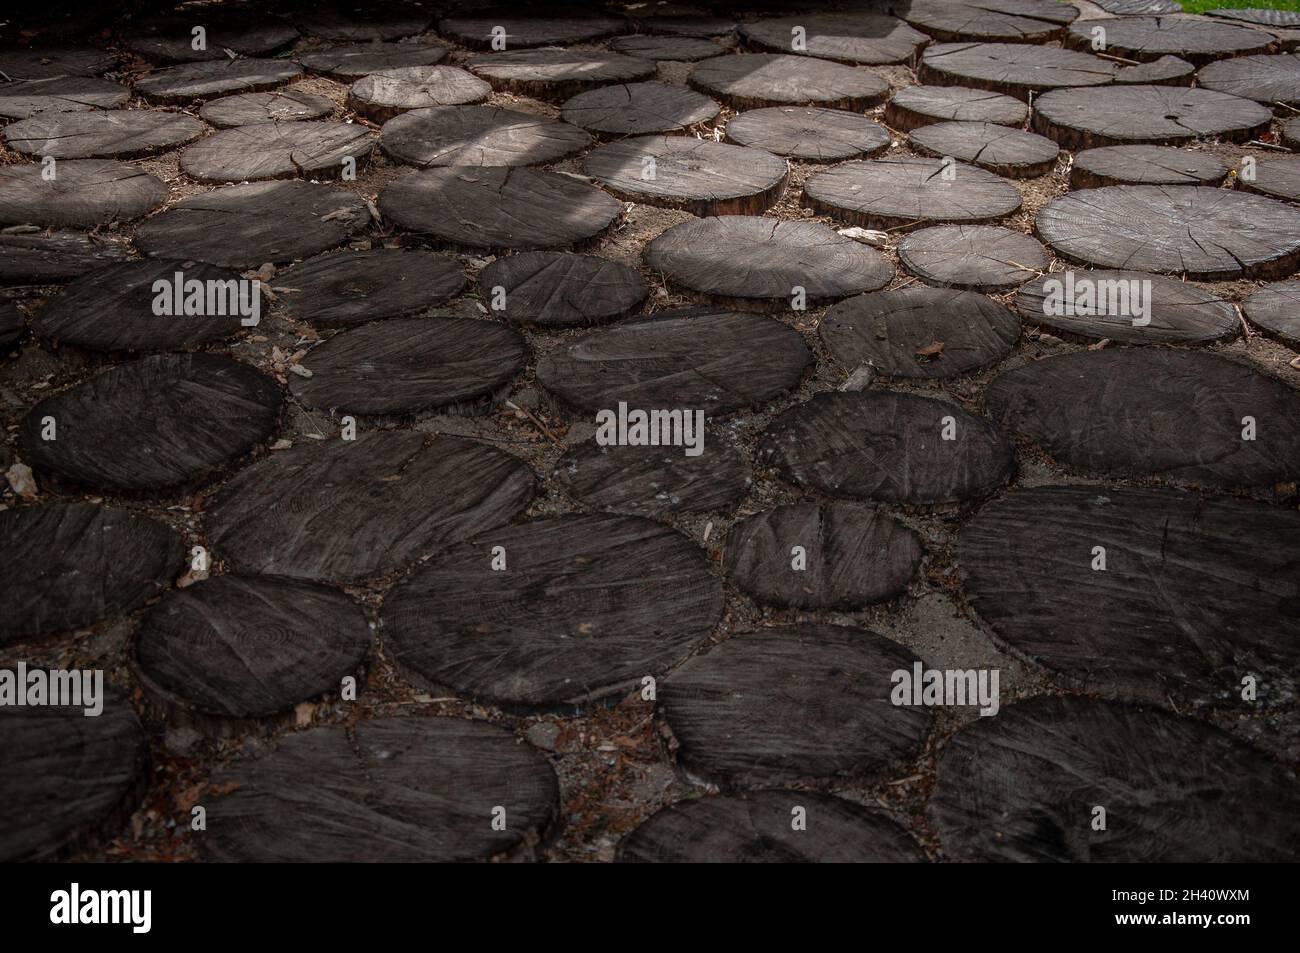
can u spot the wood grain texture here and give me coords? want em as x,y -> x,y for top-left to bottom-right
1286,115 -> 1300,150
1236,156 -> 1300,202
919,42 -> 1116,101
0,76 -> 128,119
1070,145 -> 1228,189
884,84 -> 1027,132
467,50 -> 655,102
897,224 -> 1047,290
381,105 -> 591,167
0,46 -> 117,80
737,14 -> 929,65
0,301 -> 22,348
1208,7 -> 1300,27
1064,15 -> 1274,65
135,58 -> 303,105
198,88 -> 335,128
122,12 -> 299,63
4,109 -> 206,160
275,248 -> 467,328
901,0 -> 1076,43
1031,86 -> 1272,149
477,251 -> 646,327
909,120 -> 1058,178
437,15 -> 629,49
688,52 -> 890,109
180,121 -> 375,183
725,106 -> 890,161
1241,280 -> 1300,345
1113,54 -> 1195,85
560,83 -> 719,136
292,8 -> 431,42
297,42 -> 448,81
637,15 -> 736,38
0,231 -> 133,284
0,160 -> 166,228
1196,52 -> 1300,106
347,66 -> 492,122
609,35 -> 724,61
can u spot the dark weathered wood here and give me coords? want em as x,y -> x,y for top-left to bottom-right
1091,0 -> 1183,13
1113,54 -> 1195,85
180,121 -> 375,183
21,353 -> 282,492
204,717 -> 558,862
1064,15 -> 1275,65
738,14 -> 929,65
609,34 -> 724,61
378,167 -> 621,252
477,251 -> 645,327
0,46 -> 117,80
381,105 -> 591,167
897,224 -> 1047,290
0,231 -> 132,284
293,8 -> 431,42
275,248 -> 466,328
1197,53 -> 1300,107
902,0 -> 1077,43
1208,7 -> 1300,27
437,15 -> 628,49
909,120 -> 1058,178
1032,86 -> 1273,149
0,300 -> 22,348
467,50 -> 655,102
560,83 -> 720,136
1241,280 -> 1300,345
198,88 -> 335,128
122,13 -> 300,64
537,307 -> 810,413
688,53 -> 890,110
383,513 -> 725,710
1035,185 -> 1300,279
0,160 -> 167,228
725,106 -> 890,161
1286,115 -> 1300,150
985,349 -> 1300,485
919,43 -> 1116,101
1070,145 -> 1228,189
347,66 -> 492,122
638,15 -> 735,38
618,790 -> 926,863
298,42 -> 448,81
645,215 -> 893,310
135,58 -> 304,105
0,76 -> 128,119
884,84 -> 1027,132
206,432 -> 534,584
4,110 -> 206,160
930,695 -> 1300,862
1237,155 -> 1300,202
758,391 -> 1014,504
0,502 -> 184,645
135,180 -> 369,269
822,286 -> 1019,377
661,625 -> 931,785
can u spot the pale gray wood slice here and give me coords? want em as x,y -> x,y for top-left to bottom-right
198,88 -> 335,128
1113,54 -> 1196,85
725,106 -> 890,161
180,121 -> 376,183
902,0 -> 1077,43
0,231 -> 133,284
135,58 -> 304,105
0,76 -> 128,119
297,42 -> 448,81
919,42 -> 1116,101
737,14 -> 930,65
1065,14 -> 1275,65
609,35 -> 724,61
3,110 -> 205,160
122,13 -> 300,64
437,15 -> 629,49
884,84 -> 1028,132
381,105 -> 591,167
275,248 -> 467,328
1070,144 -> 1228,189
898,224 -> 1048,290
477,251 -> 646,327
1032,85 -> 1273,149
292,8 -> 431,42
1208,8 -> 1300,27
560,82 -> 720,136
909,120 -> 1059,177
1241,280 -> 1300,345
1237,155 -> 1300,201
1197,52 -> 1300,107
0,46 -> 117,80
688,53 -> 890,110
0,160 -> 167,227
467,50 -> 656,102
347,66 -> 493,122
1091,0 -> 1183,13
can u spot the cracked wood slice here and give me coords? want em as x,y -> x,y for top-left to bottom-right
135,58 -> 304,105
477,251 -> 646,327
638,15 -> 736,38
437,15 -> 629,49
661,625 -> 931,786
1241,280 -> 1300,345
536,306 -> 811,414
292,7 -> 431,42
0,160 -> 167,228
467,50 -> 655,102
1236,156 -> 1300,202
609,35 -> 724,61
560,82 -> 720,136
1113,54 -> 1195,85
724,106 -> 890,161
883,84 -> 1027,132
984,348 -> 1300,486
204,717 -> 558,862
297,42 -> 448,81
1208,7 -> 1300,27
134,180 -> 369,269
347,66 -> 492,122
383,513 -> 725,711
122,13 -> 300,64
908,120 -> 1058,178
198,88 -> 335,128
0,47 -> 118,80
1196,53 -> 1300,108
3,110 -> 205,160
901,0 -> 1077,43
1034,185 -> 1300,279
0,76 -> 128,119
1031,85 -> 1273,149
0,502 -> 184,645
381,105 -> 591,168
1064,15 -> 1274,65
758,391 -> 1014,504
1091,0 -> 1183,12
274,248 -> 467,328
0,301 -> 22,348
0,232 -> 132,284
822,286 -> 1020,378
688,53 -> 890,110
1070,145 -> 1228,189
179,121 -> 375,183
1287,115 -> 1300,150
897,224 -> 1047,291
737,14 -> 930,65
919,43 -> 1116,101
930,695 -> 1300,862
205,432 -> 534,584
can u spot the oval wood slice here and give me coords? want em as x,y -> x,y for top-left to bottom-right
725,106 -> 890,161
0,231 -> 133,284
478,251 -> 646,327
884,84 -> 1027,132
618,790 -> 926,863
123,13 -> 300,64
135,180 -> 369,269
1113,54 -> 1195,85
645,215 -> 893,310
639,15 -> 736,38
298,42 -> 448,81
293,8 -> 431,42
135,574 -> 370,721
199,88 -> 335,128
0,502 -> 184,645
688,53 -> 889,110
384,513 -> 724,711
0,47 -> 118,80
822,286 -> 1019,377
560,83 -> 719,136
1237,156 -> 1300,202
919,43 -> 1116,101
206,432 -> 534,584
135,58 -> 304,105
1197,53 -> 1300,107
930,695 -> 1300,862
1208,7 -> 1300,27
204,717 -> 558,862
758,391 -> 1014,504
1032,86 -> 1273,149
984,348 -> 1300,485
0,301 -> 22,348
1091,0 -> 1184,12
0,76 -> 128,119
21,353 -> 282,492
1286,115 -> 1300,150
1241,280 -> 1300,345
0,160 -> 167,228
897,224 -> 1048,290
1064,15 -> 1274,65
909,120 -> 1058,178
609,35 -> 724,61
1035,185 -> 1300,278
467,51 -> 655,102
347,66 -> 492,122
180,121 -> 375,183
437,15 -> 629,49
378,167 -> 621,252
738,14 -> 930,65
1070,144 -> 1228,189
381,105 -> 591,167
902,0 -> 1077,43
275,248 -> 466,328
3,110 -> 205,160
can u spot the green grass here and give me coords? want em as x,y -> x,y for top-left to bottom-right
1178,0 -> 1300,13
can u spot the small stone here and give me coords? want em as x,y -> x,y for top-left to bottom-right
838,226 -> 889,246
287,363 -> 313,378
4,462 -> 37,500
839,364 -> 876,391
526,721 -> 561,751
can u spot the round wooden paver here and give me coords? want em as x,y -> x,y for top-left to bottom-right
477,251 -> 646,328
205,432 -> 534,584
759,391 -> 1014,505
897,224 -> 1048,291
883,84 -> 1027,132
555,437 -> 752,518
902,0 -> 1077,43
1064,15 -> 1275,66
289,315 -> 525,416
688,53 -> 890,110
802,157 -> 1022,231
135,180 -> 369,269
909,120 -> 1059,178
822,286 -> 1020,377
959,485 -> 1300,710
274,248 -> 467,328
135,574 -> 369,721
437,15 -> 629,49
204,717 -> 558,863
198,88 -> 335,128
724,503 -> 921,609
3,109 -> 205,160
467,51 -> 656,103
645,215 -> 893,310
1035,185 -> 1300,279
381,105 -> 591,168
560,82 -> 720,136
1014,269 -> 1238,344
1198,52 -> 1300,109
378,167 -> 621,252
737,14 -> 930,65
297,42 -> 448,81
135,58 -> 304,105
293,8 -> 431,42
618,790 -> 925,863
1286,115 -> 1300,150
0,231 -> 133,285
1113,53 -> 1196,85
1236,156 -> 1300,202
985,349 -> 1300,486
1209,7 -> 1300,27
930,695 -> 1300,862
347,66 -> 492,122
638,15 -> 736,38
122,13 -> 300,64
1241,280 -> 1300,345
0,301 -> 22,348
1032,86 -> 1273,150
661,625 -> 931,786
0,160 -> 167,228
0,46 -> 118,80
724,106 -> 890,161
609,34 -> 724,61
536,307 -> 810,414
918,43 -> 1116,101
383,513 -> 725,711
1070,145 -> 1228,189
0,76 -> 128,120
1,686 -> 146,862
179,121 -> 375,183
0,502 -> 184,645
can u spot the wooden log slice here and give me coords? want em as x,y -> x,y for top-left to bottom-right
0,160 -> 167,228
822,286 -> 1019,377
346,66 -> 492,122
0,46 -> 118,80
1070,144 -> 1228,189
20,353 -> 282,492
1241,280 -> 1300,345
609,35 -> 724,62
198,88 -> 335,128
688,53 -> 890,110
1286,115 -> 1300,150
536,307 -> 811,413
638,15 -> 736,38
179,121 -> 375,183
897,224 -> 1048,290
901,0 -> 1078,44
383,513 -> 725,711
984,348 -> 1300,486
467,50 -> 656,103
1113,54 -> 1196,85
560,83 -> 720,136
0,232 -> 132,285
437,15 -> 629,49
758,391 -> 1014,504
0,502 -> 184,645
1035,185 -> 1300,278
381,105 -> 591,168
1209,8 -> 1300,27
1091,0 -> 1183,13
802,157 -> 1022,230
0,301 -> 22,348
4,110 -> 205,160
724,106 -> 890,161
297,42 -> 448,81
929,695 -> 1300,862
1236,155 -> 1300,202
122,13 -> 300,64
1064,15 -> 1275,66
1032,85 -> 1273,149
919,43 -> 1116,101
0,76 -> 128,120
135,180 -> 369,269
883,84 -> 1027,132
1197,52 -> 1300,108
204,717 -> 558,862
274,248 -> 467,328
206,432 -> 534,584
661,625 -> 931,785
378,167 -> 621,252
644,215 -> 893,310
909,120 -> 1059,178
292,8 -> 431,42
477,251 -> 646,328
737,14 -> 930,65
135,58 -> 304,105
